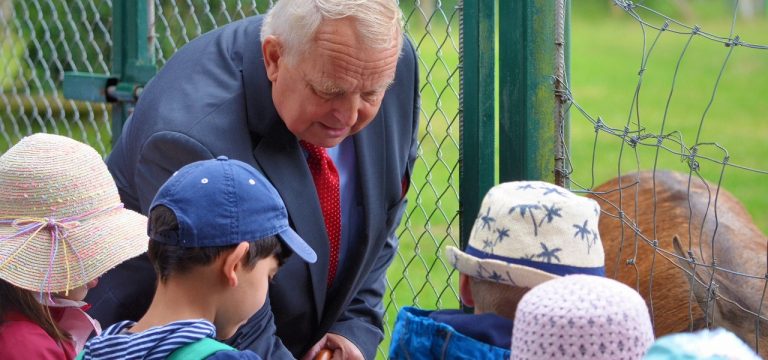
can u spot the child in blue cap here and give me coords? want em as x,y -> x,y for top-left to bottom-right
79,156 -> 317,359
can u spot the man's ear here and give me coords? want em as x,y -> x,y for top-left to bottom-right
222,242 -> 251,287
262,35 -> 282,82
459,273 -> 475,307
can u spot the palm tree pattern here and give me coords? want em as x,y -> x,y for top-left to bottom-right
474,263 -> 518,285
475,183 -> 599,258
480,226 -> 511,254
508,203 -> 543,236
463,183 -> 600,285
572,219 -> 599,253
535,242 -> 562,263
479,206 -> 495,230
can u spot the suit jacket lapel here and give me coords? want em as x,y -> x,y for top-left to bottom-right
244,31 -> 327,321
354,110 -> 386,275
251,122 -> 329,323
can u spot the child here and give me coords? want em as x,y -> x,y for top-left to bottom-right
644,328 -> 760,360
389,181 -> 606,359
511,274 -> 654,359
81,156 -> 317,359
0,133 -> 149,358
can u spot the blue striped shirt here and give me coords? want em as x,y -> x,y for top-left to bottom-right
81,319 -> 244,360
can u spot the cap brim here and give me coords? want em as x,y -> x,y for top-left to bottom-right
445,246 -> 558,288
278,227 -> 317,263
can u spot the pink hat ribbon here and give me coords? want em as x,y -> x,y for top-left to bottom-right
0,204 -> 124,296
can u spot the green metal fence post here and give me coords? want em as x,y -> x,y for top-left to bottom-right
110,0 -> 156,143
459,0 -> 495,250
498,0 -> 560,184
63,0 -> 156,146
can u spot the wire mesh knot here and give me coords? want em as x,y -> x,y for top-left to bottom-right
613,0 -> 634,11
726,35 -> 741,48
594,118 -> 605,133
628,136 -> 639,148
691,25 -> 701,34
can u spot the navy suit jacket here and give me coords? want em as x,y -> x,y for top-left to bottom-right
85,16 -> 419,360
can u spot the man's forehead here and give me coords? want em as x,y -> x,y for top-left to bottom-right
299,30 -> 399,92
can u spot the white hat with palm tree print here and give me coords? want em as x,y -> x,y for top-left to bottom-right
446,181 -> 604,288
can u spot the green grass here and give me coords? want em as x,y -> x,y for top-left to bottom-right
569,6 -> 768,231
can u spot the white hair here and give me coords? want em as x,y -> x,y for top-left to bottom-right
260,0 -> 404,64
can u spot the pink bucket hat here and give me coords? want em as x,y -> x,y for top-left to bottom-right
512,275 -> 654,359
0,133 -> 148,294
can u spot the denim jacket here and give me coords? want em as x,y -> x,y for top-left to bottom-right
389,307 -> 512,360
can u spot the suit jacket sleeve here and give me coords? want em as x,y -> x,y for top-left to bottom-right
328,38 -> 420,360
225,297 -> 294,359
134,131 -> 214,213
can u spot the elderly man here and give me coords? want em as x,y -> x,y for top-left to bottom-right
85,1 -> 419,359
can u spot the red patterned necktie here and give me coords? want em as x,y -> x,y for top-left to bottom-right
300,140 -> 341,287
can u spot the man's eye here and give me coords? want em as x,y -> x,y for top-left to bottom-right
362,93 -> 379,102
312,88 -> 336,99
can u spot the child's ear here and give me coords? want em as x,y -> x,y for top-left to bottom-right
459,273 -> 475,307
222,242 -> 251,287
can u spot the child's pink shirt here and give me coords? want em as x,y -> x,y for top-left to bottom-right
0,299 -> 101,359
0,310 -> 76,359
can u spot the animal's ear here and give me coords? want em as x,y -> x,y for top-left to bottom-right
672,235 -> 688,266
672,235 -> 716,320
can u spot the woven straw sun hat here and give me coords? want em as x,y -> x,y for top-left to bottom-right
0,133 -> 148,294
445,181 -> 605,288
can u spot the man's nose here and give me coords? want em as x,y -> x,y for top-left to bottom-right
332,95 -> 360,126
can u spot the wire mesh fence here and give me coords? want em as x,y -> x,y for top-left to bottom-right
0,0 -> 113,154
565,0 -> 768,354
0,1 -> 461,358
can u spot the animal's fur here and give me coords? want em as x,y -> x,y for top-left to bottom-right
588,170 -> 768,356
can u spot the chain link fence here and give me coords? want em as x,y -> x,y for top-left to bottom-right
0,1 -> 461,357
566,0 -> 768,354
0,0 -> 113,154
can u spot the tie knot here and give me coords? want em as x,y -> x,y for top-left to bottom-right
299,140 -> 327,160
299,140 -> 325,154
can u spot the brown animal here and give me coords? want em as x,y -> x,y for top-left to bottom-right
588,170 -> 768,356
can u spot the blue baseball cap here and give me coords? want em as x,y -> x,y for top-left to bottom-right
148,156 -> 316,263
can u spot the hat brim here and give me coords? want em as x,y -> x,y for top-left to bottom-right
277,227 -> 317,263
0,207 -> 148,293
445,246 -> 558,288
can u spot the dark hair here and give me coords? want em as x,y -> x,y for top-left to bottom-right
0,279 -> 71,342
147,205 -> 292,282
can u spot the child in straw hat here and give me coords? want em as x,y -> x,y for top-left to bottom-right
0,133 -> 149,359
389,181 -> 606,360
80,157 -> 317,359
511,274 -> 654,360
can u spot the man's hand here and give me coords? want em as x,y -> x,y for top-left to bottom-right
302,333 -> 364,360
